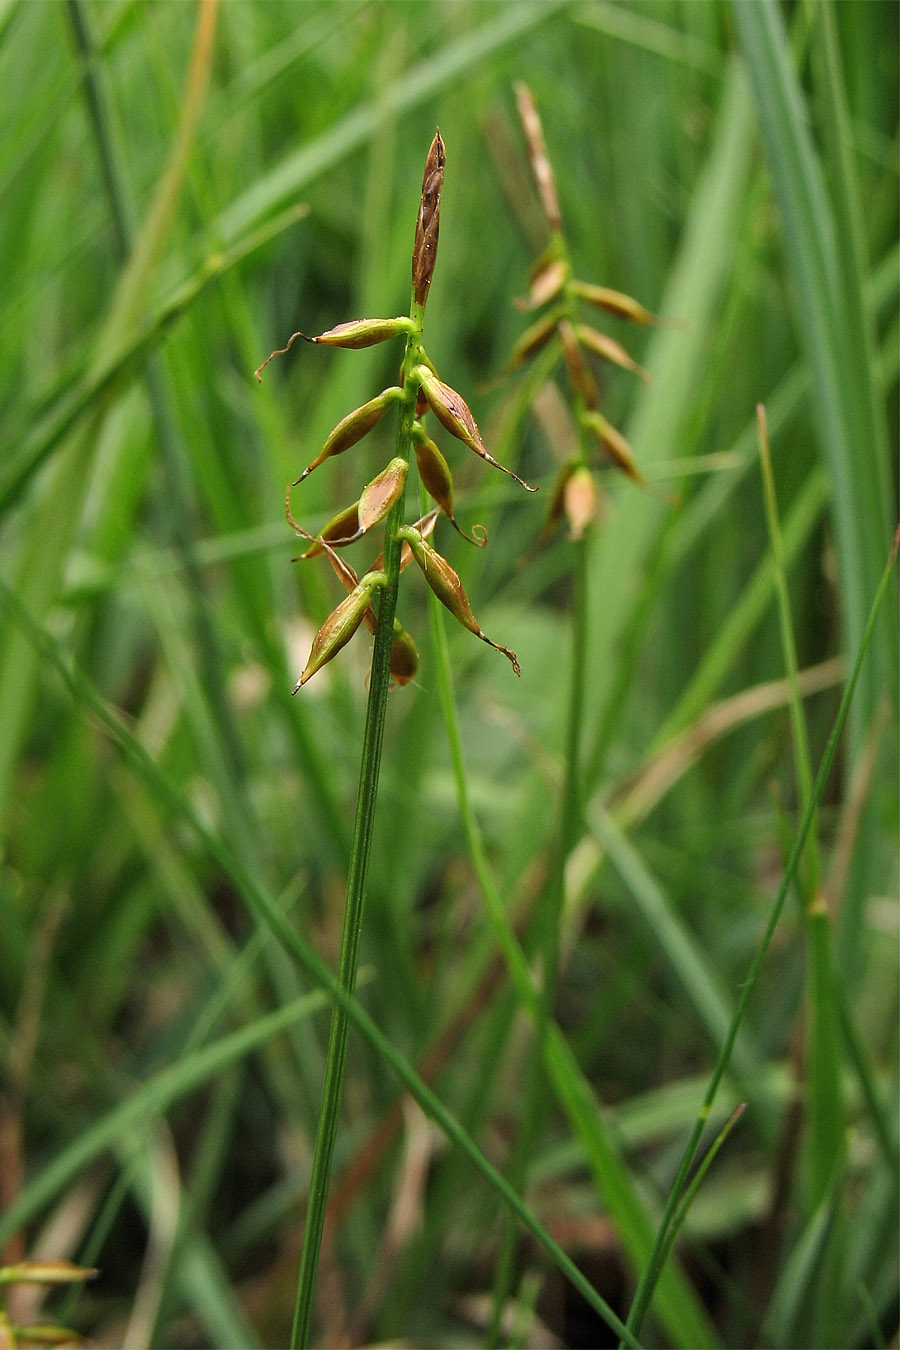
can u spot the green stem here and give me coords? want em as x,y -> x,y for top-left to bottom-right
488,530 -> 589,1342
290,307 -> 424,1349
622,527 -> 900,1344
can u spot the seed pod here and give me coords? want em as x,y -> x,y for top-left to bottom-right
390,623 -> 419,685
505,307 -> 563,370
514,82 -> 561,234
570,281 -> 658,326
412,129 -> 445,307
514,256 -> 569,312
574,323 -> 650,383
294,386 -> 403,483
357,457 -> 408,534
582,410 -> 647,486
557,319 -> 598,409
369,509 -> 439,575
415,370 -> 538,492
399,528 -> 520,675
564,464 -> 598,538
311,316 -> 416,348
254,319 -> 414,380
413,426 -> 486,545
296,501 -> 361,557
321,550 -> 380,635
543,460 -> 576,539
293,571 -> 385,690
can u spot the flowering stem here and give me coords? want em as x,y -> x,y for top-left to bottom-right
290,305 -> 424,1350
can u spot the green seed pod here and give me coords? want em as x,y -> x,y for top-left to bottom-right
254,319 -> 414,381
582,410 -> 647,487
294,386 -> 403,483
412,129 -> 445,307
505,306 -> 563,370
399,528 -> 520,675
412,426 -> 486,546
390,623 -> 419,686
321,550 -> 380,635
570,281 -> 658,326
294,571 -> 386,691
574,323 -> 650,384
358,457 -> 408,534
312,316 -> 416,348
415,370 -> 538,493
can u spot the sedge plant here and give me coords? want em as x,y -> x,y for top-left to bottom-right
486,83 -> 670,1335
256,130 -> 534,1348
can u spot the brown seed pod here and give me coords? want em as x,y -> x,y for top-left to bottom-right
415,370 -> 538,492
390,624 -> 419,686
296,501 -> 361,558
575,323 -> 650,384
294,386 -> 403,483
412,129 -> 445,308
514,82 -> 561,235
400,527 -> 520,675
582,410 -> 646,486
570,281 -> 659,326
557,319 -> 598,409
514,256 -> 569,312
412,427 -> 486,545
505,307 -> 563,371
564,464 -> 599,539
358,457 -> 408,534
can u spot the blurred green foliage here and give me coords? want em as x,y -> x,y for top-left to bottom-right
0,1 -> 896,1345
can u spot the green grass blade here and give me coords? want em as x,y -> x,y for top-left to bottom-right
0,577 -> 642,1350
427,594 -> 719,1349
624,527 -> 899,1341
734,0 -> 896,753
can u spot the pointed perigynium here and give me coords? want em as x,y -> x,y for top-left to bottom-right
514,82 -> 561,235
412,129 -> 445,307
281,130 -> 527,688
399,527 -> 521,676
505,84 -> 667,519
415,369 -> 538,492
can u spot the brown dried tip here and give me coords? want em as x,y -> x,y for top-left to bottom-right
514,83 -> 561,235
412,129 -> 445,308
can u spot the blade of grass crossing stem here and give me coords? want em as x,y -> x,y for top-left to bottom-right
427,593 -> 719,1349
623,528 -> 899,1343
757,406 -> 845,1202
0,576 -> 644,1350
734,0 -> 895,767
